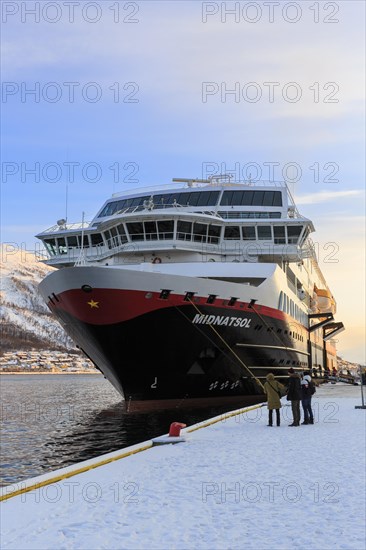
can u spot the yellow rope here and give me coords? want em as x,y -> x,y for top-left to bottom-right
1,402 -> 266,503
188,298 -> 265,391
0,444 -> 152,502
186,403 -> 265,432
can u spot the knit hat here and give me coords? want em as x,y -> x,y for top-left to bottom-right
303,375 -> 311,382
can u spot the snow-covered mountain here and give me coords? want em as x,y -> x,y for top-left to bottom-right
0,245 -> 75,352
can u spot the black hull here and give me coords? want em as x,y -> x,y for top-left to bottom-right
53,303 -> 309,401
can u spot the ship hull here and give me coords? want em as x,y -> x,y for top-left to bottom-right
39,265 -> 310,402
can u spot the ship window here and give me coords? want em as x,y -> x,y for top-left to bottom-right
177,193 -> 190,206
224,226 -> 240,240
168,193 -> 180,205
44,238 -> 57,255
177,221 -> 192,241
131,197 -> 142,207
116,224 -> 128,243
242,226 -> 256,240
231,191 -> 244,206
252,191 -> 265,206
208,224 -> 221,244
126,222 -> 144,241
220,191 -> 233,206
274,226 -> 286,244
220,190 -> 283,207
278,291 -> 284,311
144,221 -> 158,240
207,191 -> 220,205
257,226 -> 272,240
241,191 -> 254,205
151,194 -> 165,207
187,193 -> 200,206
273,192 -> 283,206
263,191 -> 275,206
197,193 -> 211,206
193,222 -> 207,242
159,289 -> 171,300
56,237 -> 67,255
287,225 -> 303,244
98,202 -> 115,217
67,235 -> 78,247
90,233 -> 104,246
158,220 -> 174,239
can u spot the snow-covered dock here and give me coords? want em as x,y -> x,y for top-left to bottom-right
1,384 -> 365,550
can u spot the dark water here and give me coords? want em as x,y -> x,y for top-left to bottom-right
0,375 -> 261,487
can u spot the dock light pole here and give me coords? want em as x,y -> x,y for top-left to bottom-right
355,366 -> 366,409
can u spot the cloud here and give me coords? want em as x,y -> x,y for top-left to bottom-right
296,190 -> 363,205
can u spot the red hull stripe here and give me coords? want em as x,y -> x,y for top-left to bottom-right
49,288 -> 299,327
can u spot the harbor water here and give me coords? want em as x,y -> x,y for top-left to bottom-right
0,374 -> 262,487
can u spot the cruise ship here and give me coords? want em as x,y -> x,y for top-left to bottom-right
36,177 -> 344,405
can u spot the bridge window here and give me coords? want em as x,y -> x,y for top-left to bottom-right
274,226 -> 286,244
257,226 -> 272,240
242,226 -> 256,240
144,221 -> 158,240
116,224 -> 128,243
177,221 -> 192,241
90,233 -> 104,246
67,235 -> 78,247
158,220 -> 174,239
287,226 -> 303,244
224,226 -> 240,240
126,222 -> 144,241
56,237 -> 68,255
44,238 -> 57,255
193,222 -> 207,242
208,224 -> 221,244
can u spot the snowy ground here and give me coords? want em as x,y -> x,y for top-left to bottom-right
1,383 -> 365,550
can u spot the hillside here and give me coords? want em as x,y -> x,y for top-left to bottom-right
0,245 -> 76,353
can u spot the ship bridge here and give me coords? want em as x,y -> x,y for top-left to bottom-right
35,178 -> 315,268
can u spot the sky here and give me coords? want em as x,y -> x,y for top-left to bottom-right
1,0 -> 365,362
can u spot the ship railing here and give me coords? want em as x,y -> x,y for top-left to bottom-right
111,179 -> 288,198
39,221 -> 93,234
41,233 -> 307,264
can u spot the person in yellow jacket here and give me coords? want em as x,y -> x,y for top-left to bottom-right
263,373 -> 286,427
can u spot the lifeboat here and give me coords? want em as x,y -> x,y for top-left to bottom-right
314,286 -> 336,314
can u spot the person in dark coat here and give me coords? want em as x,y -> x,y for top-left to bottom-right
301,374 -> 315,424
263,373 -> 286,427
286,368 -> 302,426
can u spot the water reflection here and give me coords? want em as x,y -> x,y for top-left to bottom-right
0,375 -> 263,486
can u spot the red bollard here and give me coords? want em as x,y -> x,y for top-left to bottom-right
169,422 -> 186,437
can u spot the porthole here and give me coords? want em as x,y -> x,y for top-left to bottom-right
81,285 -> 93,293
